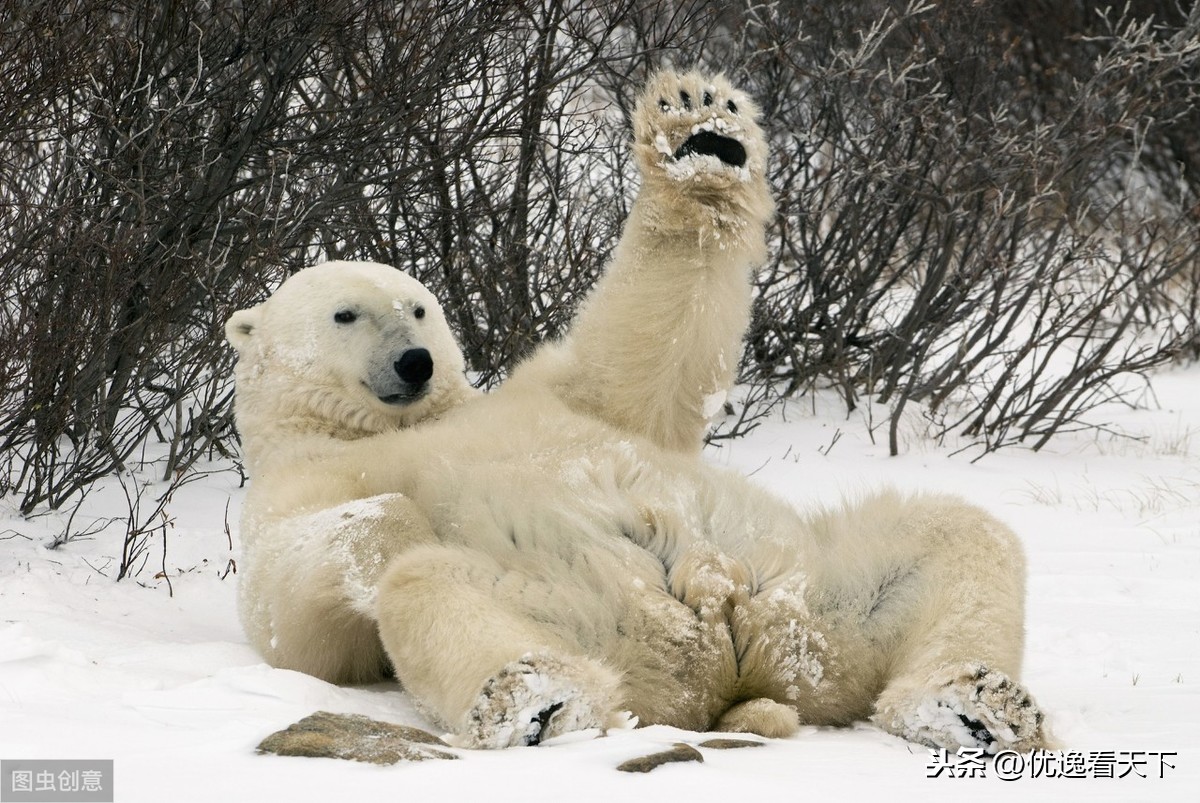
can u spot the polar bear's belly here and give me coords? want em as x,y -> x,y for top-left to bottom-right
397,439 -> 744,725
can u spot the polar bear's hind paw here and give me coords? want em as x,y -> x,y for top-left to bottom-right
872,663 -> 1051,754
455,653 -> 624,749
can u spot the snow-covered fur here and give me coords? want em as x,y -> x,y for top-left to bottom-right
227,69 -> 1050,753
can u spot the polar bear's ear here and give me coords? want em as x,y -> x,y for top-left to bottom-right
225,307 -> 261,352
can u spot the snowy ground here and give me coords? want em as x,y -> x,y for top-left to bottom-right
2,367 -> 1198,802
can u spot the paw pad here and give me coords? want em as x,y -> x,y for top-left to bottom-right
875,663 -> 1051,754
673,130 -> 746,168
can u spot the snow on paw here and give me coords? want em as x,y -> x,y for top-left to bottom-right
873,663 -> 1050,754
952,664 -> 1050,752
453,653 -> 625,749
632,69 -> 768,189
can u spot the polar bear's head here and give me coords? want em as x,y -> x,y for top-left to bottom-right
226,261 -> 474,469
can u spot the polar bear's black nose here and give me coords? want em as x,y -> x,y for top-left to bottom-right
394,348 -> 433,385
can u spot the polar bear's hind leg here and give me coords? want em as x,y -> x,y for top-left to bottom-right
855,496 -> 1053,752
374,544 -> 626,749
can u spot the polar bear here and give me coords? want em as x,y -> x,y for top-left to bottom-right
227,69 -> 1050,753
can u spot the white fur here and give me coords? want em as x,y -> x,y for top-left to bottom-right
226,260 -> 476,476
226,261 -> 475,684
228,70 -> 1050,751
526,71 -> 773,454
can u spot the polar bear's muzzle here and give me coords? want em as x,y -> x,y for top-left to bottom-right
371,347 -> 434,405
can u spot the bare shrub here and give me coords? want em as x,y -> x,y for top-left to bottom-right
0,0 -> 714,565
709,0 -> 1200,454
1,0 -> 1198,566
0,1 -> 685,508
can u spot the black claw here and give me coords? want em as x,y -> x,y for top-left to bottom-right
659,98 -> 670,112
525,701 -> 565,746
703,91 -> 713,106
726,99 -> 738,114
956,713 -> 994,748
680,90 -> 691,109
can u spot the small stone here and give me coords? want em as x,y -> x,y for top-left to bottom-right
698,738 -> 765,749
257,711 -> 457,765
616,743 -> 704,773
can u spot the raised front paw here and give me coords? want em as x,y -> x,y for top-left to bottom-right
630,69 -> 773,232
452,653 -> 628,749
633,70 -> 767,188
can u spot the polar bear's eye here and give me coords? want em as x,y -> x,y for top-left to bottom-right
333,310 -> 357,324
413,306 -> 426,320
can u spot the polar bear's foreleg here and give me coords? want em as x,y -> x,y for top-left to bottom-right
521,69 -> 774,453
374,544 -> 627,748
239,492 -> 434,684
